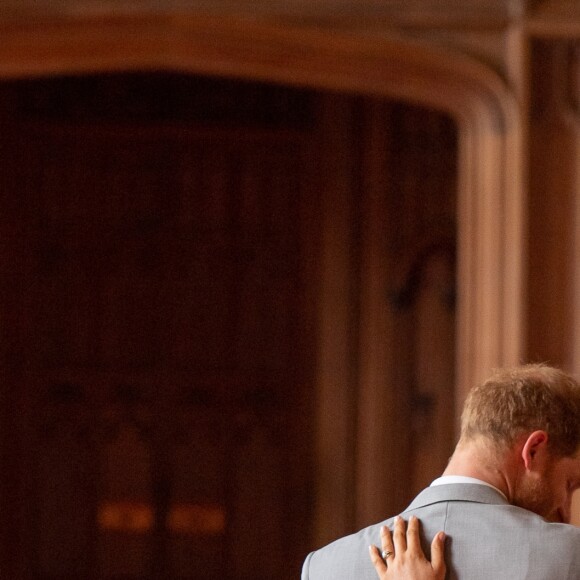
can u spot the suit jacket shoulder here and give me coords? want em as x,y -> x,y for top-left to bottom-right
301,484 -> 580,580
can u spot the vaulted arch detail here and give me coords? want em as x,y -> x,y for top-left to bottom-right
0,12 -> 524,543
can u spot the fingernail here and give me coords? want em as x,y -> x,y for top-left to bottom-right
394,515 -> 400,522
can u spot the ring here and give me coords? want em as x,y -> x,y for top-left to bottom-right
381,550 -> 393,560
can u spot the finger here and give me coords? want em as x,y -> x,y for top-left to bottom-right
430,531 -> 447,577
369,545 -> 387,575
380,524 -> 395,560
405,515 -> 422,556
392,515 -> 407,552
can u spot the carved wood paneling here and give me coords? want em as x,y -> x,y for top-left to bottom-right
527,40 -> 578,368
0,0 -> 535,28
388,104 -> 457,496
0,9 -> 528,562
354,99 -> 457,527
0,8 -> 526,387
0,73 -> 316,579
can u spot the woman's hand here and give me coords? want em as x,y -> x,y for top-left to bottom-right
369,515 -> 446,580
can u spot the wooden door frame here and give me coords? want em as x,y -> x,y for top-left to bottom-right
0,13 -> 525,546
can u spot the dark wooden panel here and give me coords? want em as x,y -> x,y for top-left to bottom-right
382,100 -> 457,506
527,40 -> 578,367
0,73 -> 316,580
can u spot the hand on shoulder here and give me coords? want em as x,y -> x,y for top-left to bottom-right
368,515 -> 446,580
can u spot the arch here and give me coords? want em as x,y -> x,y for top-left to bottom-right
0,12 -> 524,542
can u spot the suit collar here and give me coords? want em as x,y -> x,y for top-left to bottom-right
403,483 -> 510,513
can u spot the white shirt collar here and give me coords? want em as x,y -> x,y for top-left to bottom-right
430,475 -> 508,500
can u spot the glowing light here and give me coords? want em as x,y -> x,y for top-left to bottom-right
167,503 -> 226,535
98,501 -> 153,533
98,501 -> 226,535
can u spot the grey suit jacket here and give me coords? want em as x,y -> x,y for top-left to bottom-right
302,483 -> 580,579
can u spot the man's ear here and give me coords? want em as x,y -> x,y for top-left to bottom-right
521,430 -> 549,471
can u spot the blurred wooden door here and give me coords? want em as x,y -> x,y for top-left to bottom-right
354,100 -> 458,527
0,75 -> 315,579
0,74 -> 461,577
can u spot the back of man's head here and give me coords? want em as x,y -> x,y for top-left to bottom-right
459,363 -> 580,457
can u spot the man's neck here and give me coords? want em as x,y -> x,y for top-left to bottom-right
442,439 -> 518,502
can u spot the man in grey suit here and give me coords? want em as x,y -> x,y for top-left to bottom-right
302,364 -> 580,579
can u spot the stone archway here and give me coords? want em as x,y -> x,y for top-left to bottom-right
0,11 -> 524,548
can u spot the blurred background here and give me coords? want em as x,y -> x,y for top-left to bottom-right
0,1 -> 579,578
